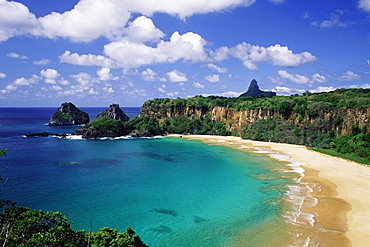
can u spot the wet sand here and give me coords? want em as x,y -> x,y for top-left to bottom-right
169,135 -> 370,246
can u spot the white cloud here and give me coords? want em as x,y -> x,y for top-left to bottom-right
309,86 -> 337,93
123,16 -> 165,43
359,0 -> 370,12
167,70 -> 188,82
103,31 -> 208,68
7,52 -> 28,59
193,82 -> 205,88
214,43 -> 316,70
1,75 -> 39,94
50,85 -> 63,91
312,73 -> 327,83
97,68 -> 119,81
200,91 -> 242,97
207,63 -> 228,73
126,0 -> 257,20
0,0 -> 259,42
0,72 -> 6,78
158,87 -> 166,93
277,70 -> 311,85
204,74 -> 220,83
141,68 -> 157,81
88,88 -> 99,95
333,71 -> 361,81
40,69 -> 61,84
140,68 -> 166,82
70,72 -> 97,89
37,0 -> 131,42
0,0 -> 38,41
33,59 -> 51,65
311,12 -> 350,28
272,86 -> 306,96
59,51 -> 115,68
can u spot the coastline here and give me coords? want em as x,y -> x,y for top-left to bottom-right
168,134 -> 370,246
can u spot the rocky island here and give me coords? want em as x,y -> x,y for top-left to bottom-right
96,103 -> 130,121
48,102 -> 89,126
74,104 -> 130,138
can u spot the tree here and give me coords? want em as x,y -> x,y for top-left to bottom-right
0,207 -> 86,247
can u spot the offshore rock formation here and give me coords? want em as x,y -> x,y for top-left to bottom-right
239,79 -> 276,98
96,104 -> 130,122
48,102 -> 89,126
73,104 -> 129,138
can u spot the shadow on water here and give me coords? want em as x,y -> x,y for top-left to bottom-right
149,208 -> 178,217
59,158 -> 120,167
115,152 -> 175,162
193,215 -> 208,224
150,225 -> 173,234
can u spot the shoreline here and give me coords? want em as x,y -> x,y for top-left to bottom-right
169,134 -> 370,246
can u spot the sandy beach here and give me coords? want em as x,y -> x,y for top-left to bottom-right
168,134 -> 370,247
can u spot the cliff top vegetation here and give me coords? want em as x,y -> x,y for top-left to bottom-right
143,88 -> 370,111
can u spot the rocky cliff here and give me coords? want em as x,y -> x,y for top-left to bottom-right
49,102 -> 89,126
96,104 -> 130,122
140,104 -> 370,137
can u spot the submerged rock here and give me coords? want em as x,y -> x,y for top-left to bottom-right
96,104 -> 130,122
48,102 -> 89,126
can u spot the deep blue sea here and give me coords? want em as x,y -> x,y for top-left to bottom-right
0,107 -> 301,246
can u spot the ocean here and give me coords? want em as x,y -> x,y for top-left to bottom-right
0,107 -> 304,246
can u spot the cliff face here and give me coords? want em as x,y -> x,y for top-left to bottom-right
140,104 -> 370,137
49,102 -> 89,126
96,104 -> 130,122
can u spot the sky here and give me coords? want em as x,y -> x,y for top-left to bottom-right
0,0 -> 369,107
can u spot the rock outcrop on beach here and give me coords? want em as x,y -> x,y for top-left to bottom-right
239,79 -> 276,98
96,104 -> 130,122
48,102 -> 90,126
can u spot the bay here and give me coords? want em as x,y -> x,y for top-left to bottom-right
0,107 -> 295,246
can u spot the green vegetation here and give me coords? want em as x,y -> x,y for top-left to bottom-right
86,117 -> 126,135
138,88 -> 370,164
0,206 -> 148,247
143,88 -> 370,111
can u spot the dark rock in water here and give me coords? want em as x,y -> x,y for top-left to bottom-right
26,132 -> 67,138
48,102 -> 89,126
96,104 -> 130,122
239,79 -> 276,98
73,126 -> 121,139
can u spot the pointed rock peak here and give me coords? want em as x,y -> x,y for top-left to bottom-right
96,103 -> 130,122
239,79 -> 276,98
248,79 -> 259,90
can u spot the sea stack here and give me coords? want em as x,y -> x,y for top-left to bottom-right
48,102 -> 90,126
239,79 -> 276,98
96,104 -> 130,122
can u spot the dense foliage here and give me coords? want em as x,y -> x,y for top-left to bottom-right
143,88 -> 370,110
140,88 -> 370,164
0,206 -> 148,247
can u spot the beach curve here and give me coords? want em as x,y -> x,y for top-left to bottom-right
168,134 -> 370,247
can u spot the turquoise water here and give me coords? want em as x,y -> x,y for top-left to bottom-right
0,108 -> 295,246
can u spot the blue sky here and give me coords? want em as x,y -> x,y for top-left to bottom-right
0,0 -> 369,107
